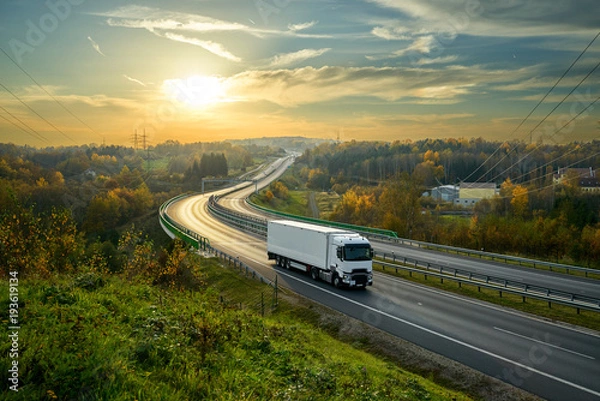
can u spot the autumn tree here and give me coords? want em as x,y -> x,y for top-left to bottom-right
379,173 -> 424,239
581,225 -> 600,267
330,187 -> 377,227
270,181 -> 289,200
510,184 -> 529,219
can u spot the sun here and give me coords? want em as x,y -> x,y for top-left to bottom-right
163,75 -> 229,108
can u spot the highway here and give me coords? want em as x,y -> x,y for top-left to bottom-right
227,181 -> 600,300
165,157 -> 600,401
372,241 -> 600,299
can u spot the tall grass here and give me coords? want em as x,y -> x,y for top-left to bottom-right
1,258 -> 471,401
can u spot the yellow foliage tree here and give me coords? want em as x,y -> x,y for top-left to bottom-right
511,185 -> 529,218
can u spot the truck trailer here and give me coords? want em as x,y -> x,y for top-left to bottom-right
267,220 -> 373,288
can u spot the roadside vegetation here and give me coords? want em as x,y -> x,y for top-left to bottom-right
254,139 -> 600,269
1,258 -> 476,400
1,139 -> 490,400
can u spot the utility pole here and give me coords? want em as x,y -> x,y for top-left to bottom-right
132,129 -> 139,150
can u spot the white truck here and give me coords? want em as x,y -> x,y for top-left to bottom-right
267,220 -> 373,288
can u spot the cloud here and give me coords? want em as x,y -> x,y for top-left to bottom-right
123,74 -> 147,87
288,21 -> 318,32
414,55 -> 459,65
87,36 -> 105,56
366,35 -> 438,60
371,113 -> 475,125
159,32 -> 242,62
100,5 -> 247,33
0,86 -> 140,111
268,48 -> 331,68
371,26 -> 411,40
367,0 -> 600,38
96,5 -> 329,39
223,64 -> 536,107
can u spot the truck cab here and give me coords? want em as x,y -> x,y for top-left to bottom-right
325,234 -> 373,287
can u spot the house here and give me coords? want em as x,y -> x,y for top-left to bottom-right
553,167 -> 600,193
429,185 -> 459,202
84,168 -> 97,179
454,182 -> 497,207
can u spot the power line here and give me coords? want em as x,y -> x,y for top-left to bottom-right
0,104 -> 48,143
462,30 -> 600,184
493,151 -> 600,200
0,81 -> 76,144
473,58 -> 600,184
505,145 -> 581,188
0,46 -> 105,142
516,30 -> 600,141
0,110 -> 42,140
522,60 -> 600,143
487,95 -> 600,185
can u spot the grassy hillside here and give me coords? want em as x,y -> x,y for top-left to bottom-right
1,258 -> 473,401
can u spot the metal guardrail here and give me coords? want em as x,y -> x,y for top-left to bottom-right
380,237 -> 600,278
246,197 -> 399,238
203,193 -> 600,313
245,193 -> 599,278
208,196 -> 267,236
158,195 -> 275,288
374,252 -> 600,313
159,194 -> 211,250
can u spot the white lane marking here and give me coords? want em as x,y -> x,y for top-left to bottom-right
277,270 -> 600,398
493,327 -> 595,360
376,272 -> 600,339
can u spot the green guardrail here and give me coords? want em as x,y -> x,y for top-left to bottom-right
159,195 -> 211,251
247,197 -> 398,238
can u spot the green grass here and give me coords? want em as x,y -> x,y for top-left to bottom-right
373,263 -> 600,332
250,190 -> 309,217
1,259 -> 472,401
314,191 -> 340,219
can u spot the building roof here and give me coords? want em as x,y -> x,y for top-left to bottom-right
459,182 -> 497,189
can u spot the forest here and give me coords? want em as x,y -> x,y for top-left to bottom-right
290,138 -> 600,267
2,136 -> 600,278
0,140 -> 288,278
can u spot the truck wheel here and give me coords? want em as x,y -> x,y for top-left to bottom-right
311,268 -> 319,281
333,275 -> 341,288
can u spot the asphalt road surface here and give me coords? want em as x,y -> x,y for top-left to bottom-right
165,157 -> 600,401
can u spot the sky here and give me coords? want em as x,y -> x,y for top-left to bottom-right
0,0 -> 598,147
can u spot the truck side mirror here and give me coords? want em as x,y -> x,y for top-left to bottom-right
336,247 -> 343,260
369,248 -> 374,258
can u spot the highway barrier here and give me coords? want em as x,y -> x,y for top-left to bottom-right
159,194 -> 211,251
246,197 -> 399,238
158,194 -> 276,292
378,237 -> 600,278
374,251 -> 600,313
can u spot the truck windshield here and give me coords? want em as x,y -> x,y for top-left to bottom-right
344,245 -> 372,261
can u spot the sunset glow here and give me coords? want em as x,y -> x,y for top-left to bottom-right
0,1 -> 598,146
163,76 -> 230,109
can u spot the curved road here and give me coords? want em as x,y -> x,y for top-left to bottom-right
166,157 -> 600,401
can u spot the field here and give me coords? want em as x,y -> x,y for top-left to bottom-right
1,257 -> 476,401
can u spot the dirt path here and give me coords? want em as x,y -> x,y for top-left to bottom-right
307,191 -> 320,218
